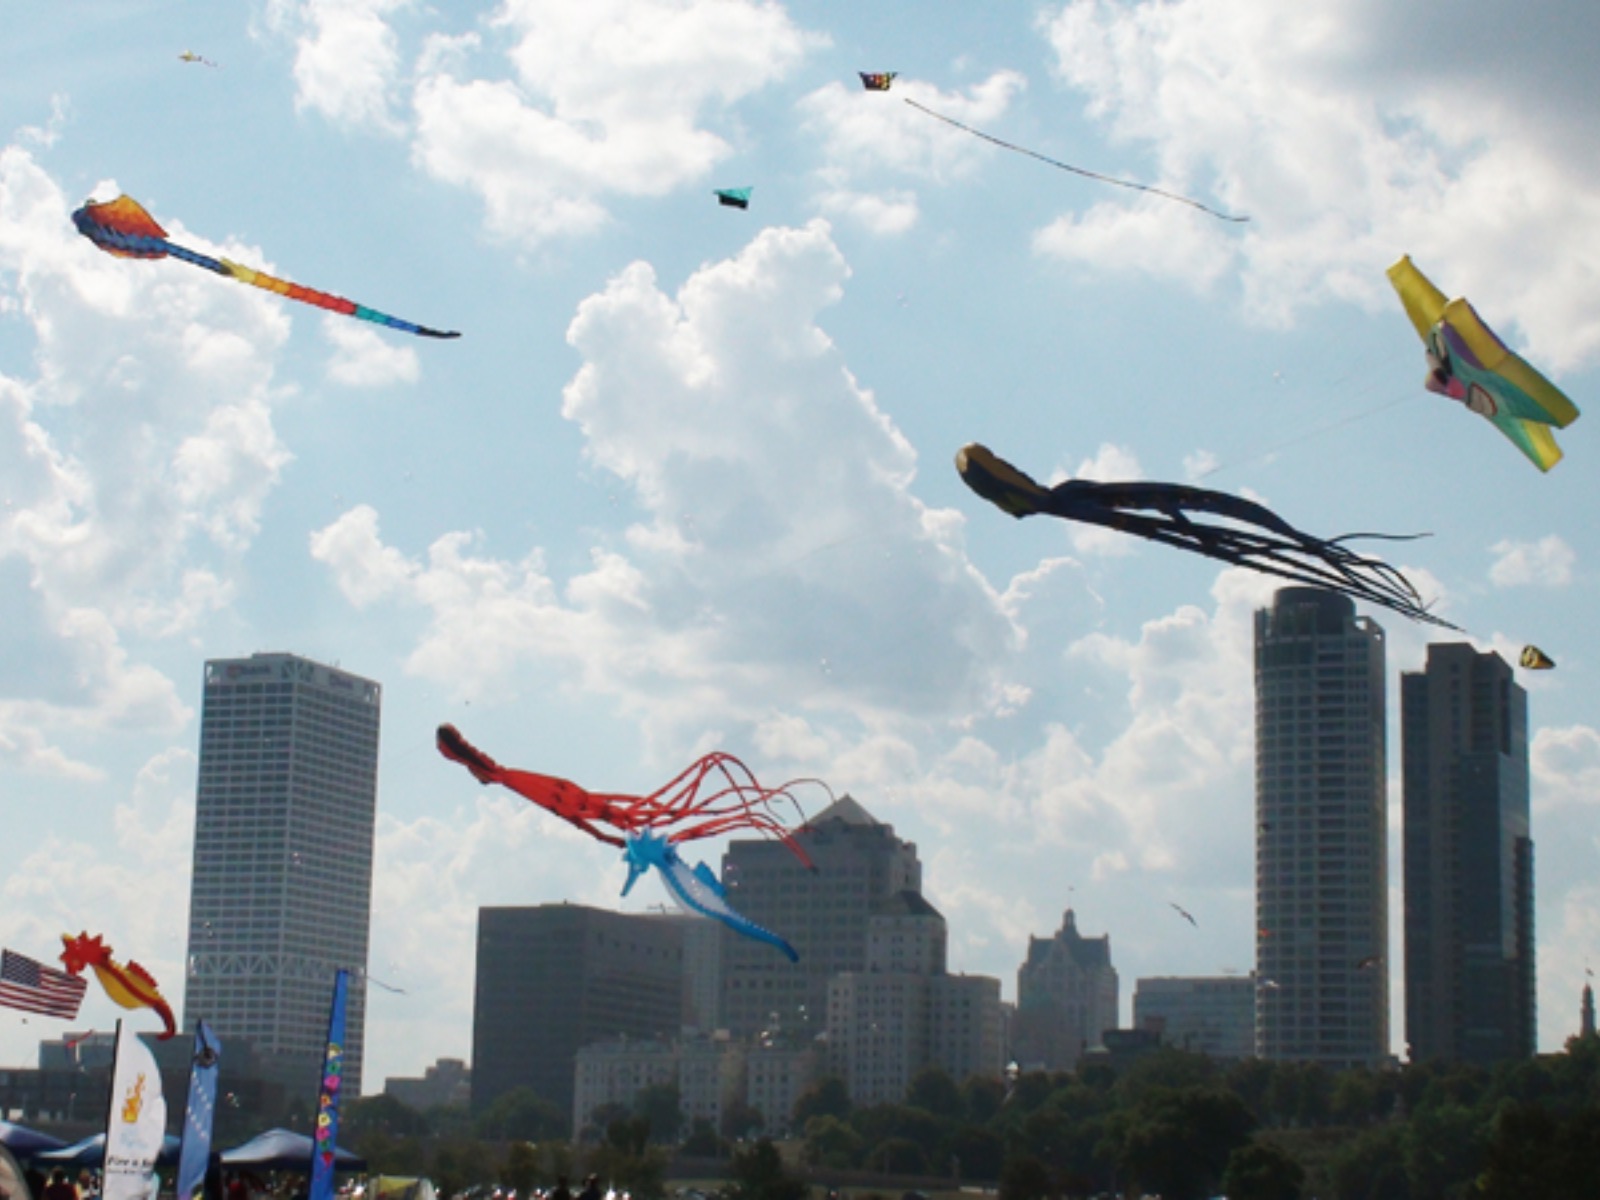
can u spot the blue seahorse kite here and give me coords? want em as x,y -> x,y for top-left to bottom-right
622,830 -> 799,962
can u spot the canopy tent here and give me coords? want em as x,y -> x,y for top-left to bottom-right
1,1142 -> 34,1200
0,1122 -> 66,1158
31,1133 -> 183,1167
219,1130 -> 365,1173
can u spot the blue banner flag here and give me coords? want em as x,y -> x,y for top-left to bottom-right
176,1021 -> 221,1200
308,969 -> 349,1200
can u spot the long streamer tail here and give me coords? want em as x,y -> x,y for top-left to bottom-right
904,99 -> 1249,224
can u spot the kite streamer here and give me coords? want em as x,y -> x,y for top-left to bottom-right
904,99 -> 1249,224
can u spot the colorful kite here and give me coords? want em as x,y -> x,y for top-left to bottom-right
956,442 -> 1458,629
73,195 -> 460,339
904,99 -> 1249,223
714,188 -> 752,210
437,724 -> 822,865
859,72 -> 898,91
59,932 -> 176,1039
1520,645 -> 1555,670
623,831 -> 799,961
1388,256 -> 1579,471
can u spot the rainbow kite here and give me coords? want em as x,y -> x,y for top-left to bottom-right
73,195 -> 460,339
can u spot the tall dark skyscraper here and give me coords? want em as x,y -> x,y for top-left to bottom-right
183,652 -> 380,1095
471,904 -> 684,1117
1255,589 -> 1389,1067
720,795 -> 921,1041
1401,643 -> 1535,1064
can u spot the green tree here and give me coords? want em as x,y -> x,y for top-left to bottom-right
1107,1086 -> 1256,1200
681,1117 -> 726,1158
793,1077 -> 851,1127
1402,1101 -> 1483,1200
997,1154 -> 1051,1200
802,1115 -> 864,1170
905,1067 -> 965,1120
633,1083 -> 683,1144
721,1097 -> 766,1140
1324,1124 -> 1409,1200
1222,1140 -> 1305,1200
477,1087 -> 570,1142
863,1137 -> 925,1174
960,1075 -> 1006,1124
1475,1102 -> 1600,1200
505,1141 -> 542,1198
586,1116 -> 668,1200
725,1138 -> 810,1200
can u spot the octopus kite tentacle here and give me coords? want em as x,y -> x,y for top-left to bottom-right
956,443 -> 1459,631
436,724 -> 824,867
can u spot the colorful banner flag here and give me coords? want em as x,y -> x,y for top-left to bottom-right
308,969 -> 349,1200
176,1021 -> 221,1200
103,1021 -> 168,1200
0,949 -> 88,1019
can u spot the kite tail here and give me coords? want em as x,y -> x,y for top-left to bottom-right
904,99 -> 1250,223
218,258 -> 461,338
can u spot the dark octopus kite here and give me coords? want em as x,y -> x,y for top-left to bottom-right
74,194 -> 460,339
437,723 -> 822,866
956,443 -> 1458,630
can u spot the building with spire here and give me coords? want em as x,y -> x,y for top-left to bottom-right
1012,909 -> 1118,1072
1581,981 -> 1595,1040
1255,589 -> 1389,1068
1402,642 -> 1535,1065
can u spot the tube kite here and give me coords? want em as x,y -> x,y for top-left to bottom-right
437,724 -> 822,866
73,195 -> 460,339
956,442 -> 1458,630
1519,646 -> 1555,670
59,932 -> 176,1039
623,831 -> 799,961
1388,256 -> 1578,471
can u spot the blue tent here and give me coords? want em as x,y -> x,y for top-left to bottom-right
219,1129 -> 365,1173
32,1132 -> 183,1167
0,1121 -> 66,1158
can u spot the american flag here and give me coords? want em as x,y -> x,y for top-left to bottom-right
0,948 -> 88,1019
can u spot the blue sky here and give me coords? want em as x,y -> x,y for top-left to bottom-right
4,0 -> 1600,1091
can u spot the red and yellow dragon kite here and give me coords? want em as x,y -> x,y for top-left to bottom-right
60,932 -> 176,1039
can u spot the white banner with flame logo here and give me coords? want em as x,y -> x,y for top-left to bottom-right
104,1022 -> 169,1200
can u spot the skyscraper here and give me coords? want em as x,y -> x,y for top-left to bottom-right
720,794 -> 921,1042
471,904 -> 684,1119
1255,589 -> 1388,1067
1011,909 -> 1118,1072
183,653 -> 380,1095
1401,643 -> 1535,1064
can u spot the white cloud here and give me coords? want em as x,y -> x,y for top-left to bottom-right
410,0 -> 822,244
271,0 -> 408,133
1035,0 -> 1600,366
324,318 -> 422,387
314,220 -> 1023,745
1489,534 -> 1575,587
0,149 -> 292,770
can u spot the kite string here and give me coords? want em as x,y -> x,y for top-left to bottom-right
903,98 -> 1250,224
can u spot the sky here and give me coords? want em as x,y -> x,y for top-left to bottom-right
4,0 -> 1600,1095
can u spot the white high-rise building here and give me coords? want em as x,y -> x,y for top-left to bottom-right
183,652 -> 380,1094
1255,589 -> 1388,1067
